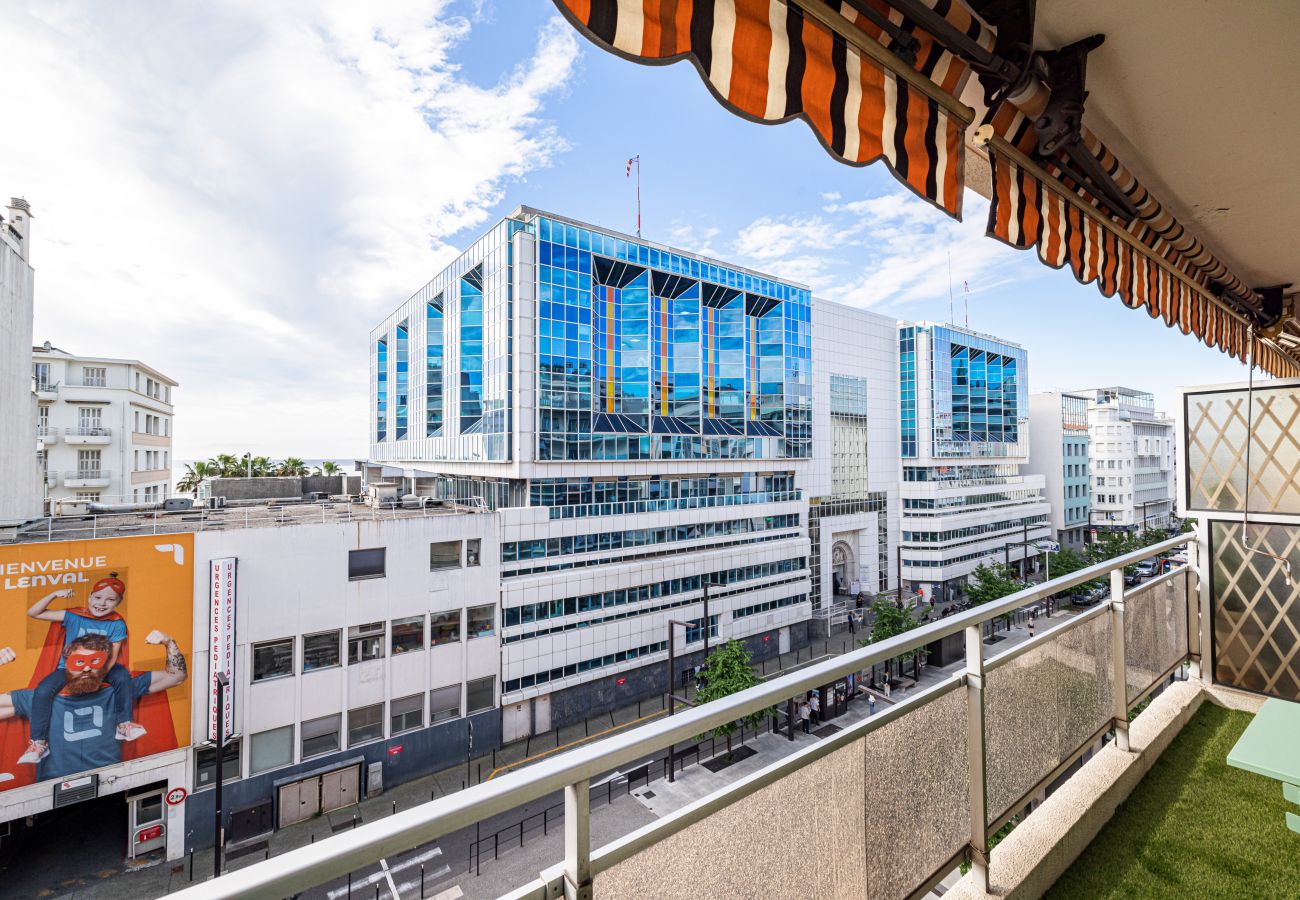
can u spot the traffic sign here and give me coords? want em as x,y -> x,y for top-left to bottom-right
166,787 -> 188,805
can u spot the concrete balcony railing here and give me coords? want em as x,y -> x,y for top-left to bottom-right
35,425 -> 58,444
169,535 -> 1198,900
63,425 -> 112,445
34,381 -> 59,400
63,469 -> 111,488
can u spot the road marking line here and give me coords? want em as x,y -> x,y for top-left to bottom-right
380,858 -> 400,899
324,848 -> 443,899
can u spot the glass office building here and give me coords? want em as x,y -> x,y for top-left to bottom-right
898,323 -> 1050,597
371,212 -> 812,466
367,209 -> 814,734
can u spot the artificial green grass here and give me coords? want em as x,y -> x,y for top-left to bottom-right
1047,702 -> 1300,900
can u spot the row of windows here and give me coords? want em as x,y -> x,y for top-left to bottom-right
502,640 -> 670,694
503,531 -> 799,578
195,679 -> 495,788
346,540 -> 482,581
250,611 -> 495,681
501,514 -> 800,562
503,557 -> 806,627
732,593 -> 808,620
903,489 -> 1042,511
902,515 -> 1049,544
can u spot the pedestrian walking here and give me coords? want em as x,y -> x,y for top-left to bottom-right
798,700 -> 811,734
848,612 -> 856,635
868,694 -> 876,716
809,691 -> 821,725
883,679 -> 891,701
1028,614 -> 1036,638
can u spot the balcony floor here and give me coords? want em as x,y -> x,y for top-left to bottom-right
1048,703 -> 1300,899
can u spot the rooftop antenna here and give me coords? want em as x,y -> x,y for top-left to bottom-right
1240,323 -> 1294,585
963,279 -> 970,328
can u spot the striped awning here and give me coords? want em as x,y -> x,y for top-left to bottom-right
553,0 -> 1300,377
983,82 -> 1299,378
552,0 -> 981,218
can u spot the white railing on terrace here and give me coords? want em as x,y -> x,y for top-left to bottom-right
169,534 -> 1195,900
69,425 -> 112,436
21,498 -> 489,543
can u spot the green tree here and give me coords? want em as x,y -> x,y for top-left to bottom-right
176,460 -> 213,494
865,597 -> 920,657
277,457 -> 309,476
966,563 -> 1021,606
313,461 -> 342,476
693,640 -> 766,755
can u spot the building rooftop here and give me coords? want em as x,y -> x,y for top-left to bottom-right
32,341 -> 179,386
9,498 -> 479,545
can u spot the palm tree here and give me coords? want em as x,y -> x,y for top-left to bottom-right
250,455 -> 274,477
211,453 -> 241,477
278,457 -> 309,477
177,460 -> 213,494
320,461 -> 341,476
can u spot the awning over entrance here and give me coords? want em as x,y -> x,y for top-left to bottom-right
552,0 -> 1300,377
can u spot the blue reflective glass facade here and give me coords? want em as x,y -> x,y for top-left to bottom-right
535,215 -> 811,461
899,326 -> 918,457
426,295 -> 444,437
395,321 -> 409,440
459,266 -> 484,434
906,324 -> 1027,459
375,336 -> 387,442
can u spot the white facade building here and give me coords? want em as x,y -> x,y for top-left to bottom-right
0,505 -> 498,860
1077,386 -> 1176,532
1025,391 -> 1092,548
898,323 -> 1051,599
32,344 -> 177,508
0,197 -> 41,528
804,299 -> 900,630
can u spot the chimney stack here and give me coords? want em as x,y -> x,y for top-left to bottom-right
6,197 -> 32,262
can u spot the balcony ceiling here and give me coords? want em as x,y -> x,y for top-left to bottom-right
1033,0 -> 1300,304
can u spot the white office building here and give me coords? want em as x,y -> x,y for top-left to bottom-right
32,343 -> 177,508
0,197 -> 41,529
804,299 -> 900,631
898,323 -> 1051,600
1025,391 -> 1092,548
1077,386 -> 1176,532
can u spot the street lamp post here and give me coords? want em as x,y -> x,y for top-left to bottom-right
213,673 -> 229,880
664,619 -> 693,783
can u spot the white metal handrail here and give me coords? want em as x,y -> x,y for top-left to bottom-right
168,533 -> 1191,900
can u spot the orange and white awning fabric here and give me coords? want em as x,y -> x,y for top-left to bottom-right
551,0 -> 986,218
983,99 -> 1299,378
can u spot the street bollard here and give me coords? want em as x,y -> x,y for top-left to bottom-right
347,872 -> 352,899
421,863 -> 425,898
392,800 -> 396,817
188,851 -> 194,881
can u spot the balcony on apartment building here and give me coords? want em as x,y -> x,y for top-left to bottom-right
60,468 -> 111,489
62,425 -> 113,445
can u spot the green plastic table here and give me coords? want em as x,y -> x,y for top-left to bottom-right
1226,698 -> 1300,834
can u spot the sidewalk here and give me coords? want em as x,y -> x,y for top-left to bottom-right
27,604 -> 1081,899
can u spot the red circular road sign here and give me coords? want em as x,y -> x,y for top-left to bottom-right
166,787 -> 188,806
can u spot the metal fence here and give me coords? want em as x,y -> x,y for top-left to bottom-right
167,534 -> 1194,900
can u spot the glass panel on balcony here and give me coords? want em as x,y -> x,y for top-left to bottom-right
597,686 -> 969,900
984,612 -> 1114,825
1211,521 -> 1300,701
1124,569 -> 1190,704
1185,384 -> 1300,514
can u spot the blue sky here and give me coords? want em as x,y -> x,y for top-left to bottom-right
4,1 -> 1250,458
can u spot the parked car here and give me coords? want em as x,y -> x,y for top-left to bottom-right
1135,560 -> 1158,578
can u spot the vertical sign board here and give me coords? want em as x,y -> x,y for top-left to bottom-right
209,558 -> 237,741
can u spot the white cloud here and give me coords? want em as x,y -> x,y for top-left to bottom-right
664,221 -> 721,258
1,1 -> 579,459
726,189 -> 1042,310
